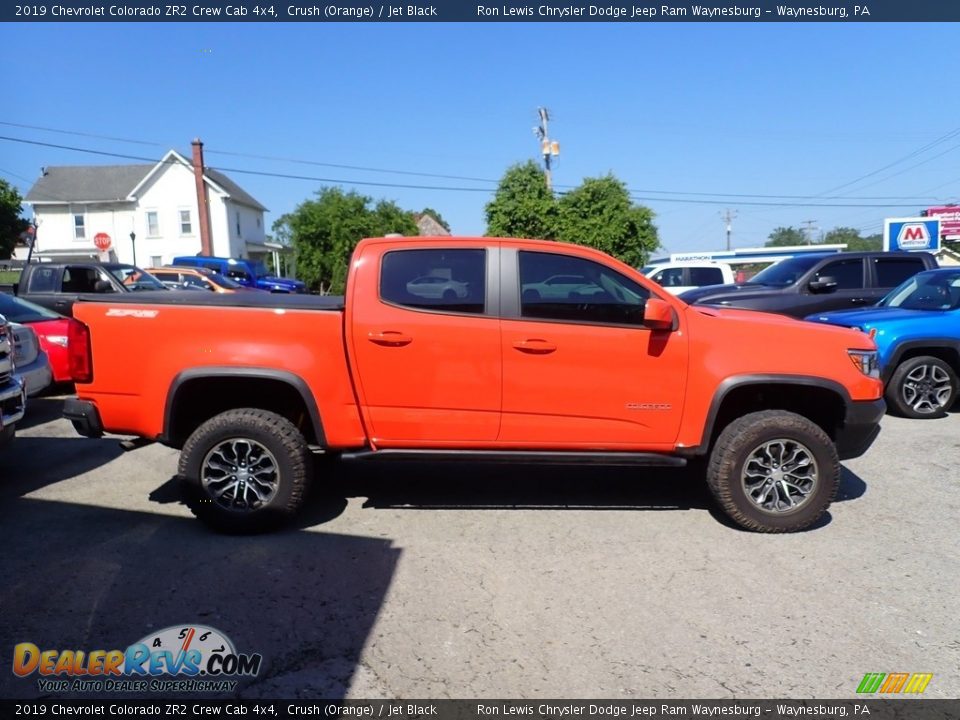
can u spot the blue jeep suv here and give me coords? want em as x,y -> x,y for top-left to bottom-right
172,256 -> 306,293
806,267 -> 960,419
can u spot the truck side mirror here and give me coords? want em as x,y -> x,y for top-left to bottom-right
643,297 -> 675,330
808,277 -> 838,293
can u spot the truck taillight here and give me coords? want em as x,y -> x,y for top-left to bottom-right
68,320 -> 93,383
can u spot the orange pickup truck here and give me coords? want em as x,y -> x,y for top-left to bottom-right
63,236 -> 885,533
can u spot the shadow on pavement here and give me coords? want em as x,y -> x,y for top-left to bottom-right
0,435 -> 125,498
14,395 -> 69,431
0,498 -> 399,701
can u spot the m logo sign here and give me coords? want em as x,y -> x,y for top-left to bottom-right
884,217 -> 941,252
897,223 -> 931,249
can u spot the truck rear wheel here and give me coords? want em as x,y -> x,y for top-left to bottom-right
179,408 -> 311,533
706,410 -> 838,533
885,355 -> 957,419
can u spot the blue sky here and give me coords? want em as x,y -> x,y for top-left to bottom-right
3,22 -> 960,255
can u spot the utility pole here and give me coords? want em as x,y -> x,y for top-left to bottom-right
534,107 -> 560,191
722,209 -> 737,250
801,219 -> 819,245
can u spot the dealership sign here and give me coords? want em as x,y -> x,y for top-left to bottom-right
883,217 -> 941,252
923,206 -> 960,238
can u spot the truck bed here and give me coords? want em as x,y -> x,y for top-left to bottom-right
75,291 -> 346,311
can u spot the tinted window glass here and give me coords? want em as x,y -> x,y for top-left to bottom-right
652,267 -> 685,287
26,266 -> 59,293
689,267 -> 724,286
874,257 -> 926,288
519,251 -> 650,326
749,256 -> 822,286
381,249 -> 486,314
815,259 -> 863,290
0,294 -> 60,322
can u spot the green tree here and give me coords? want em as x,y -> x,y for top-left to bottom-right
823,226 -> 883,252
418,207 -> 451,232
279,187 -> 417,294
556,175 -> 659,268
484,161 -> 559,240
0,179 -> 29,260
765,226 -> 807,247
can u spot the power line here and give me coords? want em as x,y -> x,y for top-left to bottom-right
0,133 -> 949,209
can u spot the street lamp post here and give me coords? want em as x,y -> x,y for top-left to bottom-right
130,231 -> 137,266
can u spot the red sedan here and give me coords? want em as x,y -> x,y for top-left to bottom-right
0,293 -> 77,384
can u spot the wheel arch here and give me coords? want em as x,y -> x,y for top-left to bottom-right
162,367 -> 326,449
683,375 -> 851,456
882,340 -> 960,385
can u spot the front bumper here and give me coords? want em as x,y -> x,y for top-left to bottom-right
0,377 -> 26,431
836,398 -> 886,461
63,398 -> 104,438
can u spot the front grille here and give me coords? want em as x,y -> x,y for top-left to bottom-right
0,371 -> 10,385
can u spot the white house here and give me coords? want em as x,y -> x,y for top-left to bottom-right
19,139 -> 275,269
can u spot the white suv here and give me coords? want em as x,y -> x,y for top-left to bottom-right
641,261 -> 735,295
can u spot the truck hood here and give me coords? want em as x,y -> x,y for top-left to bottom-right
259,276 -> 306,291
690,304 -> 874,344
679,282 -> 786,305
805,307 -> 931,329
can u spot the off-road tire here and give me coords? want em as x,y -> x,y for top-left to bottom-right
885,355 -> 958,419
706,410 -> 839,533
179,408 -> 311,533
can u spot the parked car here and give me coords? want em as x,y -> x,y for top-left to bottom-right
65,236 -> 884,535
146,266 -> 260,294
405,275 -> 469,300
9,323 -> 51,397
0,314 -> 26,447
171,256 -> 306,293
640,261 -> 735,295
679,251 -> 937,318
11,262 -> 168,318
806,267 -> 960,419
0,293 -> 81,384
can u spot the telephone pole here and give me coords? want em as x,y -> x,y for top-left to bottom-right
722,209 -> 737,250
801,219 -> 819,245
534,107 -> 560,191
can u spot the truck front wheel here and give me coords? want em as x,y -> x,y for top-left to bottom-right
179,408 -> 311,533
706,410 -> 838,533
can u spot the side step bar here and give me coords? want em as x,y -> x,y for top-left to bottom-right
340,449 -> 687,467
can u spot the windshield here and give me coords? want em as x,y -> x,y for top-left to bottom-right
0,293 -> 61,322
210,272 -> 242,289
879,271 -> 960,311
748,256 -> 822,287
250,261 -> 270,279
108,265 -> 166,291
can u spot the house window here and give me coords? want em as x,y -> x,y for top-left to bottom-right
73,212 -> 86,240
146,211 -> 160,237
236,211 -> 241,238
179,210 -> 192,235
256,216 -> 261,229
150,255 -> 163,268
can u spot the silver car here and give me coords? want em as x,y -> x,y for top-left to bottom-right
10,323 -> 52,397
0,314 -> 26,446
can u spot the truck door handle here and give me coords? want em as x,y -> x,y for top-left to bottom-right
512,339 -> 557,354
368,331 -> 412,347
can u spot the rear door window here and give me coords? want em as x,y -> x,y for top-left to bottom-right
689,267 -> 724,286
380,248 -> 486,314
874,257 -> 927,288
26,266 -> 59,293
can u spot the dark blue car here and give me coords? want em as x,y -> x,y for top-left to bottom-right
171,256 -> 306,293
806,267 -> 960,419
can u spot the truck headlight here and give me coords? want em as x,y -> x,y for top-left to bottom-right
848,349 -> 880,378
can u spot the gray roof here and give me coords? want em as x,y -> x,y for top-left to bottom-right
206,168 -> 267,211
25,157 -> 267,211
25,164 -> 152,203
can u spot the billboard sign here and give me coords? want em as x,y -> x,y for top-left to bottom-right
923,206 -> 960,238
884,217 -> 941,252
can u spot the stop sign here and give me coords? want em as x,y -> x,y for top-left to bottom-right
94,232 -> 112,251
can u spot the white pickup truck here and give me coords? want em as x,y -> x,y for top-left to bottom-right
640,261 -> 735,295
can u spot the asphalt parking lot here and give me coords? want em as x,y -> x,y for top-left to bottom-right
1,395 -> 958,700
